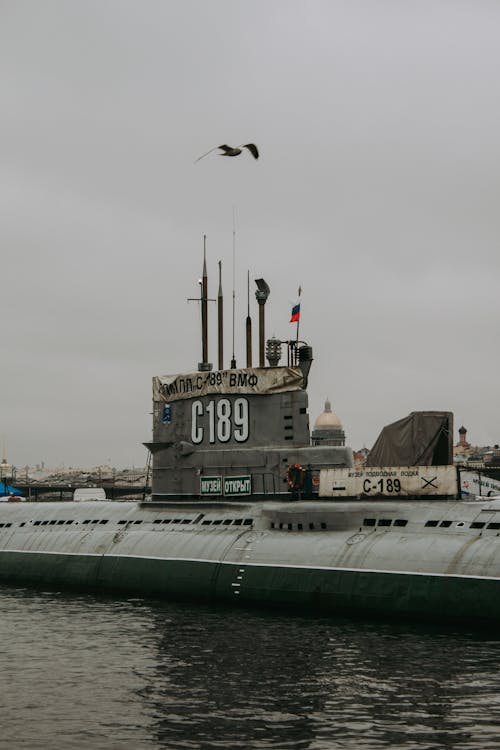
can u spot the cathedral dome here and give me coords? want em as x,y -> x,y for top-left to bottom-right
314,399 -> 343,430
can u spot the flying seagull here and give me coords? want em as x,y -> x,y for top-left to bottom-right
195,143 -> 259,162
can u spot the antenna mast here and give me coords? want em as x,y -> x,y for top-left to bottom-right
187,235 -> 215,372
246,270 -> 252,367
231,207 -> 236,368
218,260 -> 224,370
201,235 -> 208,365
255,278 -> 270,367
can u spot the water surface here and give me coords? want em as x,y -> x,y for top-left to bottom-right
1,586 -> 499,749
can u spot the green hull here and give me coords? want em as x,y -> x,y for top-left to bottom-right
1,550 -> 498,624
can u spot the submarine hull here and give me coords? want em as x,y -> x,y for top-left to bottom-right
2,499 -> 500,624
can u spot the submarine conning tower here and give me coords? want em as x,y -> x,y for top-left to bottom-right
145,261 -> 353,501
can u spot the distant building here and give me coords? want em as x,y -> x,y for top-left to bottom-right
457,426 -> 471,450
453,426 -> 473,460
312,398 -> 345,447
453,426 -> 500,466
0,445 -> 12,478
484,447 -> 500,467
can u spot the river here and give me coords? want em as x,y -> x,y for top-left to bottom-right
2,585 -> 500,750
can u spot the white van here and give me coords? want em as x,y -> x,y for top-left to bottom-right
73,487 -> 107,502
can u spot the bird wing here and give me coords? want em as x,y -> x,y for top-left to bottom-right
194,146 -> 222,162
243,143 -> 259,159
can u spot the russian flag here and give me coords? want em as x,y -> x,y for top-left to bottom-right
290,301 -> 300,323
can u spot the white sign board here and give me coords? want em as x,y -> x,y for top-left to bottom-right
154,366 -> 303,403
460,471 -> 500,498
319,466 -> 457,498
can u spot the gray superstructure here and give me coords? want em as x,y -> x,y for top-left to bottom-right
147,354 -> 352,500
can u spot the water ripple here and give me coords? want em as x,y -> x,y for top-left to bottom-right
1,587 -> 500,749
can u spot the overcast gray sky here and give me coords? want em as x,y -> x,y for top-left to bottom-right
1,0 -> 499,469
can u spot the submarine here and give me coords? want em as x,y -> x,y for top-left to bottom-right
1,255 -> 500,626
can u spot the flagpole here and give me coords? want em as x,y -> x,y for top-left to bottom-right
295,285 -> 302,362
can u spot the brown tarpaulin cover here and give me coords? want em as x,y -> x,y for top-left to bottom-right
366,411 -> 453,467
